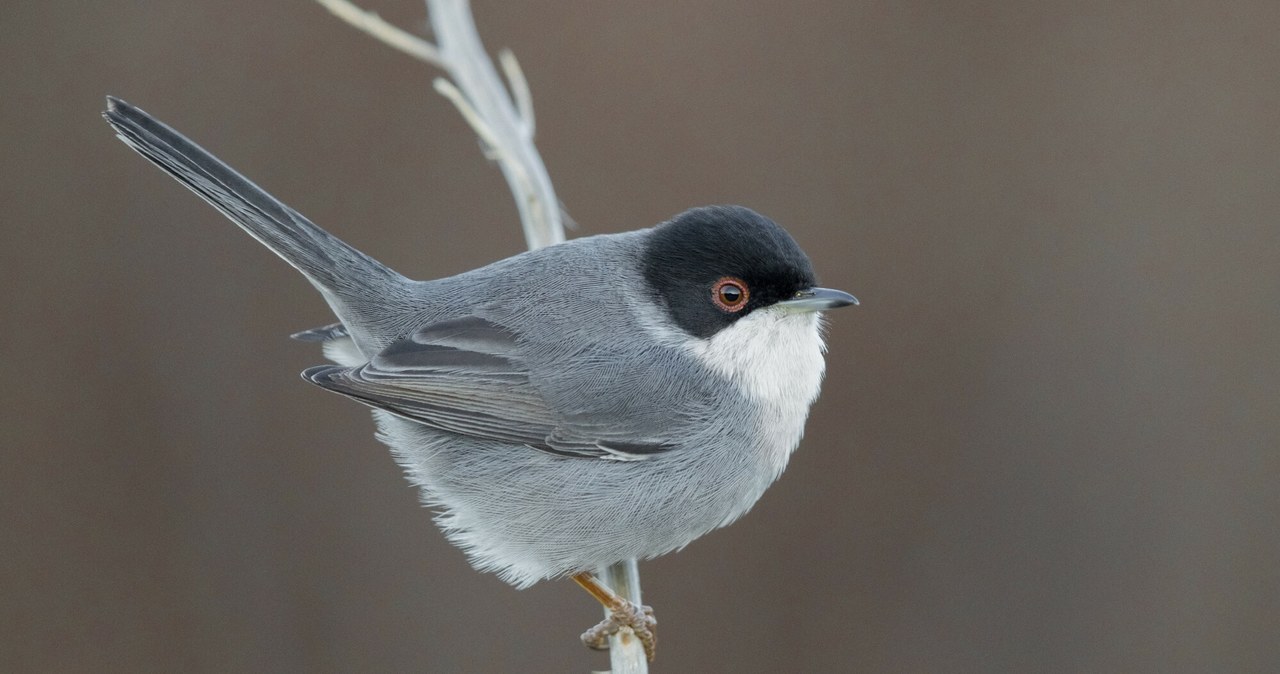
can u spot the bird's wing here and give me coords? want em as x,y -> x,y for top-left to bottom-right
302,316 -> 675,460
290,322 -> 349,342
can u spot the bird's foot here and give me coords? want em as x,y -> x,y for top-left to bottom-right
580,600 -> 656,660
572,572 -> 658,661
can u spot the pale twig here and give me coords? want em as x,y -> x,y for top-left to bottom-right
598,559 -> 649,673
498,49 -> 535,135
431,76 -> 538,217
316,0 -> 564,250
313,0 -> 560,250
425,0 -> 563,249
314,0 -> 443,67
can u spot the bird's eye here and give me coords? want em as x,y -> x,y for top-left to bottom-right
711,277 -> 750,312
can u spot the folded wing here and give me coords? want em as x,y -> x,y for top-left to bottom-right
303,316 -> 673,460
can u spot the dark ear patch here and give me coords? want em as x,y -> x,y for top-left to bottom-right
640,206 -> 817,338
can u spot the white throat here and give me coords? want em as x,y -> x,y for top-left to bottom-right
690,307 -> 827,473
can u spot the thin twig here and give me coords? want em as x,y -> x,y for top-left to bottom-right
598,560 -> 649,673
316,0 -> 564,250
314,0 -> 444,66
424,0 -> 563,250
498,49 -> 535,135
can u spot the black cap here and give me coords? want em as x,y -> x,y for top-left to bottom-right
641,206 -> 819,338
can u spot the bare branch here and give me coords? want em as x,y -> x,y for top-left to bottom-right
315,0 -> 564,249
599,560 -> 650,673
499,49 -> 535,135
424,0 -> 563,249
315,0 -> 443,67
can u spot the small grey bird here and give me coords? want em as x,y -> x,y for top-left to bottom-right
104,97 -> 856,660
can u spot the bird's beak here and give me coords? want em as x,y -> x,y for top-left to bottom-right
778,287 -> 860,312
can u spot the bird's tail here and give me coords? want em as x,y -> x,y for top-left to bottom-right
103,97 -> 407,339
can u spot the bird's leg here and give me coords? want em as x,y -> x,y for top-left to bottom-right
572,572 -> 657,661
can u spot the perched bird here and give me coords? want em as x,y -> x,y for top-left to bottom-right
104,97 -> 857,660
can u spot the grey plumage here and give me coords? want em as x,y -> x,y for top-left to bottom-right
104,97 -> 854,589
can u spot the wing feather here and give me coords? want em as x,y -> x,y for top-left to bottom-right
302,316 -> 674,459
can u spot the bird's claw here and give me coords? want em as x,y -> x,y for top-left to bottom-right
580,601 -> 657,661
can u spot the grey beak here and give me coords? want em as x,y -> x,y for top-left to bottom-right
779,287 -> 860,312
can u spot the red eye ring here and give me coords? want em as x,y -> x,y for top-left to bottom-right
711,277 -> 750,312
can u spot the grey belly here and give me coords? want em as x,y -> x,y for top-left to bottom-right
371,411 -> 776,588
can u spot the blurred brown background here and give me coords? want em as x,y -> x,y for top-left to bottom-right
3,1 -> 1278,671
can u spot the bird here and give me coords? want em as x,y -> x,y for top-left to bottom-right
103,96 -> 857,661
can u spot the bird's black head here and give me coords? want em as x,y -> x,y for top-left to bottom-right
640,205 -> 818,338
